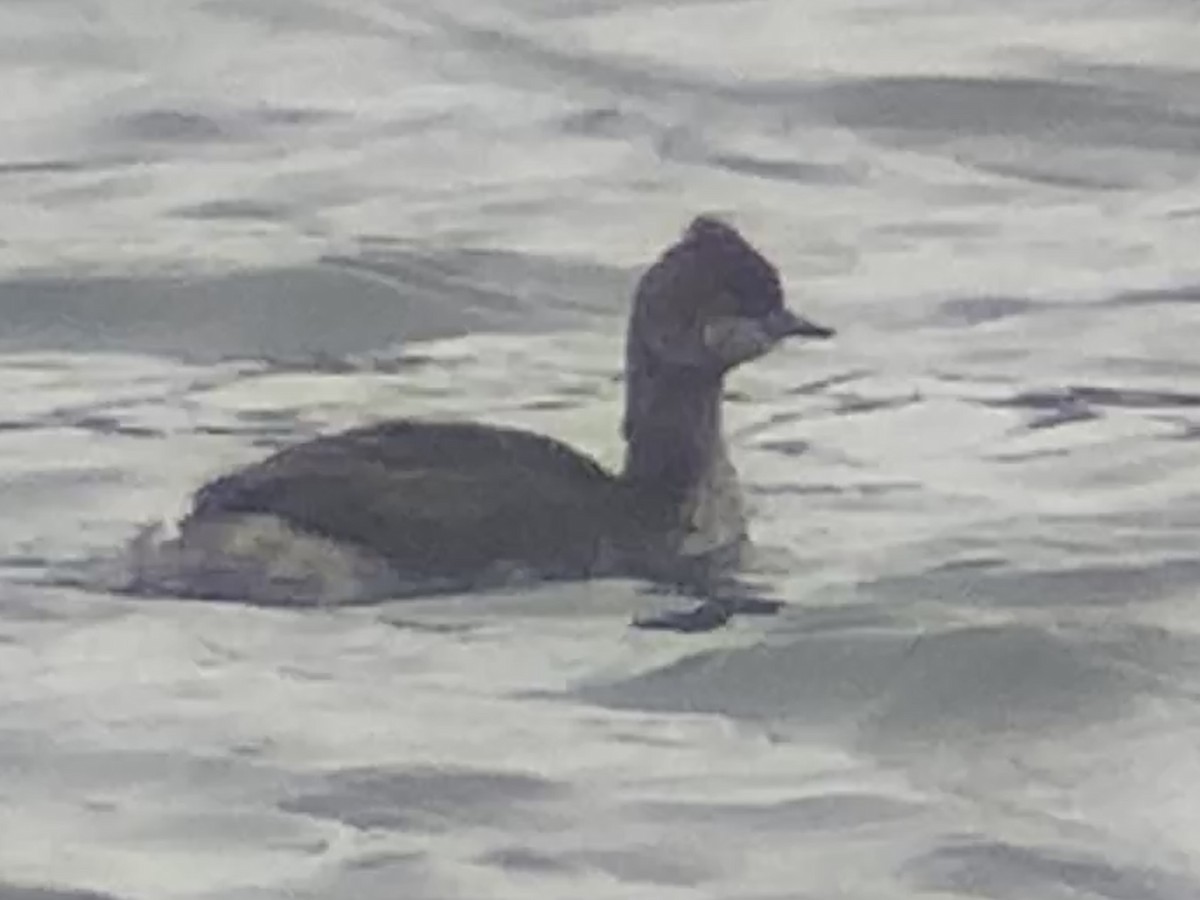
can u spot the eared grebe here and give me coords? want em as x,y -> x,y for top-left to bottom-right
132,216 -> 833,608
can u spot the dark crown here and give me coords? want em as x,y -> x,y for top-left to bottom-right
679,215 -> 783,319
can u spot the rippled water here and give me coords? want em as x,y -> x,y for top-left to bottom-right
3,1 -> 1200,898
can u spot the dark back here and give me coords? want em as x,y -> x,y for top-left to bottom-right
189,421 -> 622,579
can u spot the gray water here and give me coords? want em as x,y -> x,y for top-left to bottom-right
3,1 -> 1200,897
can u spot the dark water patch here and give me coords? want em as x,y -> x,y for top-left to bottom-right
813,75 -> 1200,154
989,386 -> 1200,421
639,792 -> 922,834
906,837 -> 1200,900
559,104 -> 654,140
1092,355 -> 1200,381
1056,60 -> 1200,117
519,397 -> 584,411
251,106 -> 334,128
559,380 -> 611,397
584,573 -> 1177,730
172,199 -> 290,222
320,245 -> 628,325
577,629 -> 915,727
1,554 -> 63,571
708,153 -> 857,185
861,557 -> 1200,610
194,424 -> 252,437
0,886 -> 126,900
0,264 -> 476,361
745,480 -> 921,498
56,415 -> 164,439
1068,385 -> 1200,409
1023,403 -> 1101,432
318,253 -> 505,317
933,295 -> 1040,327
0,159 -> 94,176
756,437 -> 810,457
1094,623 -> 1200,690
971,159 -> 1136,191
279,765 -> 566,833
859,624 -> 1141,746
0,735 -> 292,800
785,369 -> 872,396
250,435 -> 300,450
481,846 -> 573,874
1107,283 -> 1200,307
383,617 -> 480,636
986,446 -> 1074,463
106,110 -> 231,144
224,410 -> 318,445
874,218 -> 999,241
101,104 -> 333,148
830,392 -> 922,416
987,389 -> 1087,412
253,351 -> 450,376
345,850 -> 427,870
236,408 -> 303,426
204,0 -> 399,38
0,247 -> 622,360
931,557 -> 1007,573
982,383 -> 1200,434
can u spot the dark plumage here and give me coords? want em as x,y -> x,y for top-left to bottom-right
189,420 -> 620,580
142,215 -> 834,604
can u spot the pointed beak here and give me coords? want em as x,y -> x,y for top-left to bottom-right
766,307 -> 835,340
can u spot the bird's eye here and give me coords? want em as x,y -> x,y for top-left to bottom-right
728,259 -> 783,320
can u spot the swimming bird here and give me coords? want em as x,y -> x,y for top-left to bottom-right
131,216 -> 833,610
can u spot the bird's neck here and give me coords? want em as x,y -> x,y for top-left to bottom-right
619,362 -> 746,556
621,366 -> 723,487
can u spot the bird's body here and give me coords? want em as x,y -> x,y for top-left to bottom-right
130,216 -> 833,607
